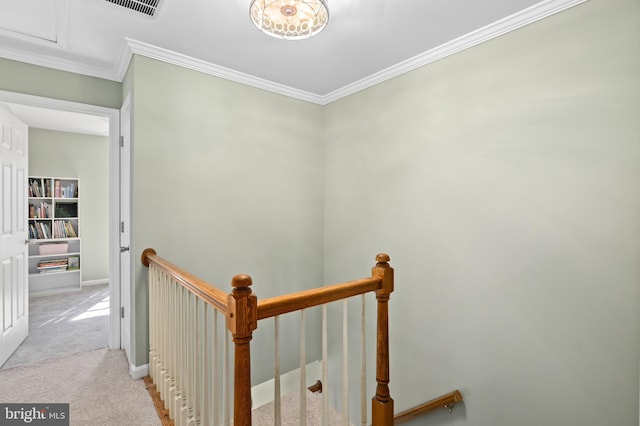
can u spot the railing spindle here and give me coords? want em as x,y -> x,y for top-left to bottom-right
170,279 -> 178,419
212,309 -> 219,426
299,309 -> 306,426
177,284 -> 185,425
322,303 -> 329,426
223,328 -> 230,426
202,302 -> 211,426
360,294 -> 367,426
342,299 -> 349,425
274,316 -> 281,426
149,266 -> 156,383
190,292 -> 197,424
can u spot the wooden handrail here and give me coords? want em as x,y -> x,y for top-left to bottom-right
394,390 -> 463,424
257,276 -> 382,320
141,248 -> 229,312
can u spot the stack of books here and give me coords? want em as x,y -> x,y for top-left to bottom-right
37,259 -> 68,273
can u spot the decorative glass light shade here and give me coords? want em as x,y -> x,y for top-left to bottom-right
250,0 -> 329,40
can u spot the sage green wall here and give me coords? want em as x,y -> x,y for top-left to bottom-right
29,129 -> 109,283
0,58 -> 121,109
324,0 -> 639,425
128,55 -> 325,372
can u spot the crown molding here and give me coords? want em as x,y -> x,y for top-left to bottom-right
119,38 -> 323,104
0,43 -> 119,81
2,0 -> 587,103
119,0 -> 586,105
319,0 -> 588,105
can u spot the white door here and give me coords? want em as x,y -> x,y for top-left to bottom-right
120,94 -> 131,362
0,106 -> 28,367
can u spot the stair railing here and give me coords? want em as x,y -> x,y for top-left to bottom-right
142,248 -> 394,425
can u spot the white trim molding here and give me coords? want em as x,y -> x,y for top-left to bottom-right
319,0 -> 589,104
129,362 -> 149,380
0,90 -> 123,353
1,0 -> 588,102
118,0 -> 588,105
82,278 -> 109,286
117,38 -> 322,104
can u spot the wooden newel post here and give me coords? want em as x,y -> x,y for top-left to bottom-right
371,253 -> 394,425
227,274 -> 258,426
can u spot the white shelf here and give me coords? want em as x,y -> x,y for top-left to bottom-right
29,251 -> 81,260
28,176 -> 81,295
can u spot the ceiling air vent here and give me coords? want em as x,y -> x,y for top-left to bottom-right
106,0 -> 161,17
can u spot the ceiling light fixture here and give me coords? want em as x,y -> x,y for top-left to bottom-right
250,0 -> 329,40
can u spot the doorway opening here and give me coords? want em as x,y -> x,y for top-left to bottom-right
0,90 -> 126,368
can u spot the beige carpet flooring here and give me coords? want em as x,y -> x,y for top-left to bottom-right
0,348 -> 160,425
1,284 -> 110,371
0,284 -> 346,425
252,389 -> 346,425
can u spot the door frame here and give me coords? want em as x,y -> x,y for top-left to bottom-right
0,90 -> 126,351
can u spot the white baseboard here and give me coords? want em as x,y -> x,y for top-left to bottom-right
82,278 -> 109,286
251,360 -> 322,409
130,363 -> 149,380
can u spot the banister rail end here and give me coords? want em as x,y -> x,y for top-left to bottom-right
394,390 -> 464,424
141,248 -> 157,267
307,380 -> 322,394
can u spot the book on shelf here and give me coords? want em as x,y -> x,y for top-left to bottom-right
37,258 -> 68,273
68,256 -> 79,270
53,221 -> 77,238
55,181 -> 77,199
28,178 -> 52,198
32,222 -> 52,239
30,201 -> 51,218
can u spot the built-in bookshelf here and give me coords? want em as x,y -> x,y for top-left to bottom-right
28,176 -> 81,295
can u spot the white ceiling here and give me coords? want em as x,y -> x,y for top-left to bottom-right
0,0 -> 586,132
1,102 -> 110,136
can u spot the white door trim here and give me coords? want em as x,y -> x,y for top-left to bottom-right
0,90 -> 123,350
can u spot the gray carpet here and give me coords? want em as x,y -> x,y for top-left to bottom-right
1,284 -> 110,371
0,348 -> 160,426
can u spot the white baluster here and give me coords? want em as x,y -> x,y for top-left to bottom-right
202,303 -> 211,426
177,284 -> 185,425
196,298 -> 204,425
322,304 -> 329,426
299,309 -> 306,426
274,316 -> 282,425
170,279 -> 178,419
212,309 -> 219,426
149,266 -> 156,381
360,294 -> 367,426
223,329 -> 230,426
342,300 -> 349,426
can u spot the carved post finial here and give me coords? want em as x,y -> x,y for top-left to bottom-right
376,253 -> 390,265
231,274 -> 253,289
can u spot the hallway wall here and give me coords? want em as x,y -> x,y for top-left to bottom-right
125,55 -> 325,373
29,129 -> 109,283
323,0 -> 640,424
